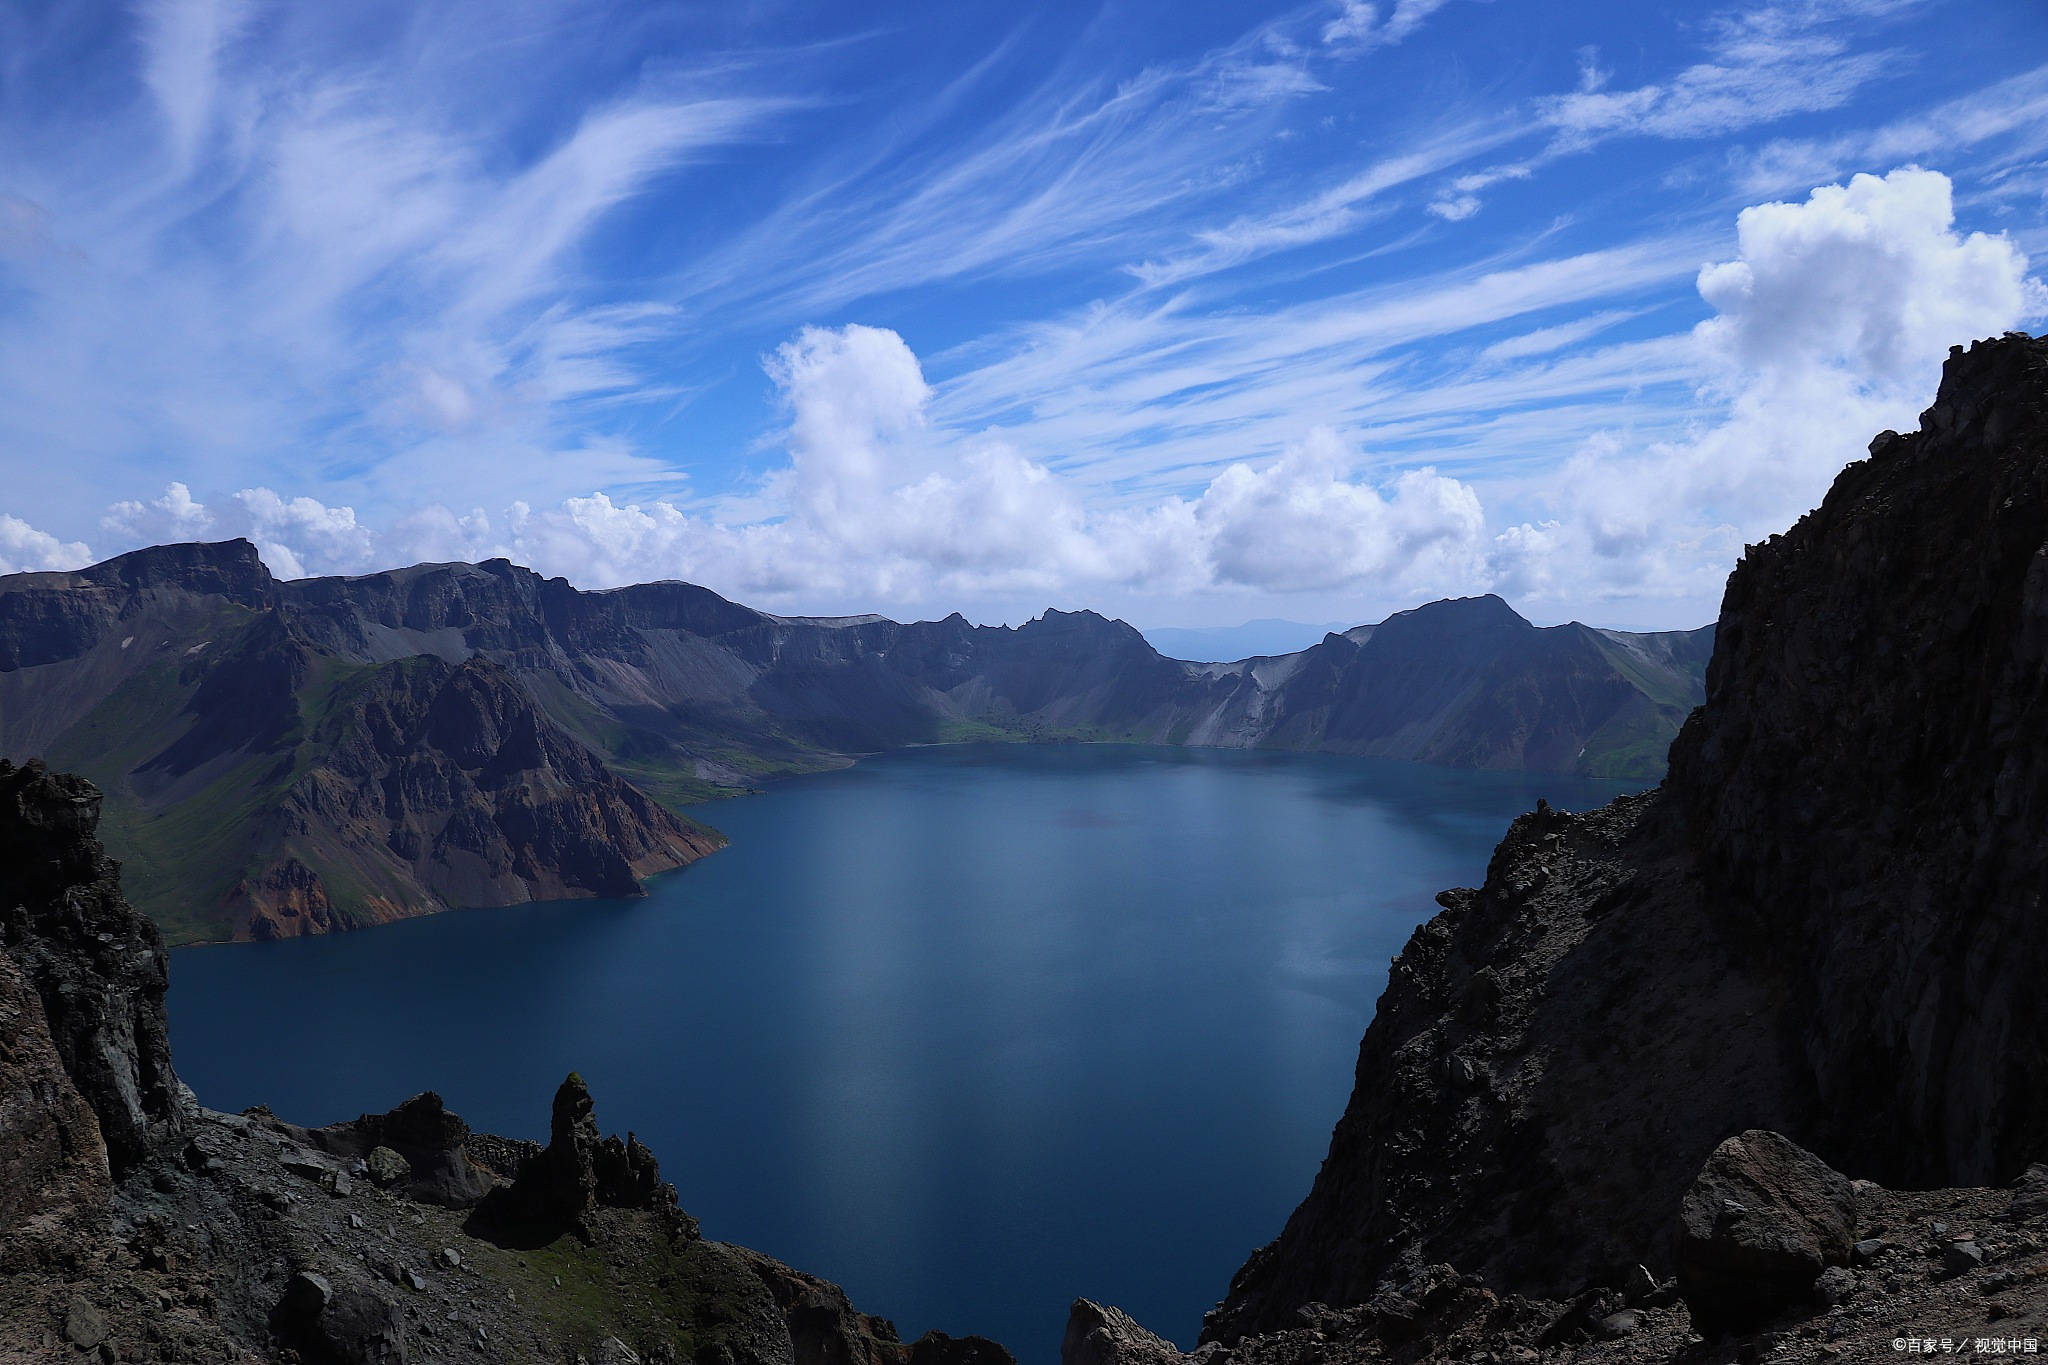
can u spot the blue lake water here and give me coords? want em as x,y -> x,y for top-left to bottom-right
169,744 -> 1634,1359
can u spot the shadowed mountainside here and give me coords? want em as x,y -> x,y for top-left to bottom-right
0,542 -> 1705,943
1144,332 -> 2048,1361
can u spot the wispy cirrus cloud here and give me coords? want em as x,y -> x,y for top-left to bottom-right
136,0 -> 258,171
1735,63 -> 2048,198
1320,0 -> 1456,56
1128,121 -> 1526,287
1539,4 -> 1904,148
0,0 -> 794,526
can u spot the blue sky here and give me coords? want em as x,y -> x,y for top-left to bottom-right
1,0 -> 2044,629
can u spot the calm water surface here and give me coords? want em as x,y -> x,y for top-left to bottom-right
170,745 -> 1633,1359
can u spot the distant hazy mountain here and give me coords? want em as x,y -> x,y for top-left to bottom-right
0,542 -> 1708,942
1140,619 -> 1353,661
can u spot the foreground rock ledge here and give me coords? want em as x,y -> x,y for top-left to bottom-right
1069,1133 -> 2048,1364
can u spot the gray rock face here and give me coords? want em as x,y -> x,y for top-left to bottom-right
1205,790 -> 1805,1335
1205,333 -> 2048,1344
0,950 -> 110,1226
1675,1131 -> 1857,1335
1666,335 -> 2048,1189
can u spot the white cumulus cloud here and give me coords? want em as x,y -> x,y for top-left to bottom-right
0,515 -> 93,575
87,324 -> 1492,617
1493,167 -> 2043,614
101,482 -> 377,581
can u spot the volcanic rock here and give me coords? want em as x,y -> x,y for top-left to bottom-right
475,1072 -> 697,1244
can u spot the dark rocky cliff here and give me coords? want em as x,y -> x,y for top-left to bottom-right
1666,335 -> 2048,1189
231,651 -> 721,940
1188,334 -> 2048,1357
0,759 -> 183,1175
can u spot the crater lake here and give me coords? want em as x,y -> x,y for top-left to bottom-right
169,743 -> 1635,1359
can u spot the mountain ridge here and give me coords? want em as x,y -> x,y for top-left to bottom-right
0,547 -> 1709,944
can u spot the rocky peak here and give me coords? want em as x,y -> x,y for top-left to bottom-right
82,537 -> 275,607
1371,593 -> 1532,647
1020,608 -> 1154,650
480,1073 -> 696,1242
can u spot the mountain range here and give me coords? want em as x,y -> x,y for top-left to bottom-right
0,548 -> 1709,944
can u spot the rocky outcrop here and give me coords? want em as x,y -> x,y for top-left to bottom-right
1062,1300 -> 1186,1365
0,758 -> 182,1175
0,950 -> 110,1233
1665,335 -> 2048,1190
1195,335 -> 2048,1353
307,1091 -> 493,1208
476,1073 -> 697,1244
1198,790 -> 1803,1331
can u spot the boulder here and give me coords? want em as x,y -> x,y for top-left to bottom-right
1676,1131 -> 1858,1336
272,1272 -> 407,1365
364,1146 -> 410,1187
1816,1266 -> 1857,1305
63,1297 -> 109,1349
321,1092 -> 489,1208
282,1271 -> 334,1316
